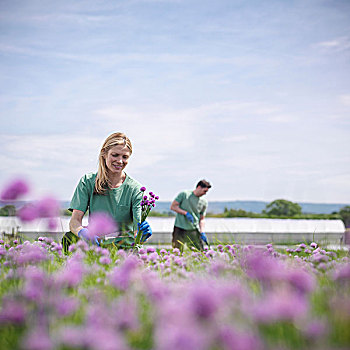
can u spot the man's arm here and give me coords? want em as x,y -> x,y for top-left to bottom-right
69,209 -> 85,236
199,215 -> 205,232
170,200 -> 187,216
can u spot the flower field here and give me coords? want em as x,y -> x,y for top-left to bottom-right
0,238 -> 349,350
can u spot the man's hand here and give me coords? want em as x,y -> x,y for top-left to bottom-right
200,232 -> 208,245
185,212 -> 194,223
78,228 -> 99,246
138,221 -> 153,243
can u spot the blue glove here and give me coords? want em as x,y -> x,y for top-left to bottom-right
78,228 -> 99,246
185,212 -> 194,223
200,232 -> 208,245
138,221 -> 152,243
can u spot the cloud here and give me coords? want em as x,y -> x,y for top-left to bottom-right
316,36 -> 350,53
339,94 -> 350,106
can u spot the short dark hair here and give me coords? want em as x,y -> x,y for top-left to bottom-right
196,179 -> 212,189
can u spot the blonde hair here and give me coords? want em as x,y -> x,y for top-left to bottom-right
95,132 -> 133,194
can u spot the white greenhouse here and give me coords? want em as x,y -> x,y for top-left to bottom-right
0,216 -> 346,245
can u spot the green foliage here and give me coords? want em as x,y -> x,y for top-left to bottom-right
148,211 -> 175,217
0,205 -> 16,216
207,207 -> 341,220
338,205 -> 350,228
263,199 -> 302,217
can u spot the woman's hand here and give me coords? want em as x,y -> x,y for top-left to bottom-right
137,221 -> 152,243
78,228 -> 100,246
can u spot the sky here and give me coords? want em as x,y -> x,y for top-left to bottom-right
0,0 -> 349,204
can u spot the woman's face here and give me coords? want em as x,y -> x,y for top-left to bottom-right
105,145 -> 131,175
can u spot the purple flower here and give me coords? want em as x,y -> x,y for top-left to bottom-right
114,297 -> 139,331
18,205 -> 39,222
254,290 -> 308,323
88,212 -> 117,238
1,178 -> 29,200
18,197 -> 60,225
140,186 -> 146,192
218,326 -> 262,350
244,250 -> 284,282
0,299 -> 26,324
333,263 -> 350,281
15,244 -> 48,265
146,246 -> 155,253
304,319 -> 328,339
36,196 -> 60,218
22,326 -> 53,350
56,259 -> 85,288
55,296 -> 79,317
286,268 -> 316,294
189,284 -> 219,319
99,256 -> 112,265
155,322 -> 207,350
110,255 -> 139,291
23,266 -> 46,301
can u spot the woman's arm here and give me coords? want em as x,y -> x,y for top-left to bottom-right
69,209 -> 85,236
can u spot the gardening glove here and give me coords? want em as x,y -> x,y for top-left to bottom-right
200,232 -> 208,245
185,212 -> 194,223
78,228 -> 99,246
138,221 -> 152,243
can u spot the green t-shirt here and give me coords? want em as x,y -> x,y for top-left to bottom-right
174,190 -> 207,230
69,172 -> 142,233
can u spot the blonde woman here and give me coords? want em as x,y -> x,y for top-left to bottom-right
66,132 -> 152,248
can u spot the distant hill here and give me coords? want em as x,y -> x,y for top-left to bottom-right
153,200 -> 349,215
1,200 -> 348,215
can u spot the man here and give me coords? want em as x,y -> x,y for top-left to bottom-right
170,179 -> 211,251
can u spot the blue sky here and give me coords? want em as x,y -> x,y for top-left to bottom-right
0,0 -> 349,204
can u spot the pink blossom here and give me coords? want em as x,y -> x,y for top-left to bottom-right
286,267 -> 316,294
1,178 -> 29,200
55,296 -> 79,317
218,326 -> 262,350
22,326 -> 53,350
304,319 -> 328,339
114,297 -> 139,331
18,205 -> 39,222
189,283 -> 220,319
333,263 -> 350,281
0,299 -> 26,324
36,196 -> 60,218
88,212 -> 117,238
254,290 -> 308,323
244,250 -> 284,282
15,244 -> 48,265
18,197 -> 60,224
56,259 -> 85,288
99,256 -> 112,265
155,322 -> 208,350
23,266 -> 46,301
110,255 -> 139,291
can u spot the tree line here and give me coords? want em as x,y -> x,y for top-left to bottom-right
1,200 -> 350,227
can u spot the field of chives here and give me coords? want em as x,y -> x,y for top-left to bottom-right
0,238 -> 349,350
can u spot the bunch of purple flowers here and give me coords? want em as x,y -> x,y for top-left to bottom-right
140,187 -> 159,223
134,187 -> 159,246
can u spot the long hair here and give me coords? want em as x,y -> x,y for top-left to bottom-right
95,132 -> 133,194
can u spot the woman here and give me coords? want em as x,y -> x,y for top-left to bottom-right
64,132 -> 152,251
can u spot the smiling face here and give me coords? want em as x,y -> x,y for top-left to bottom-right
104,145 -> 131,175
